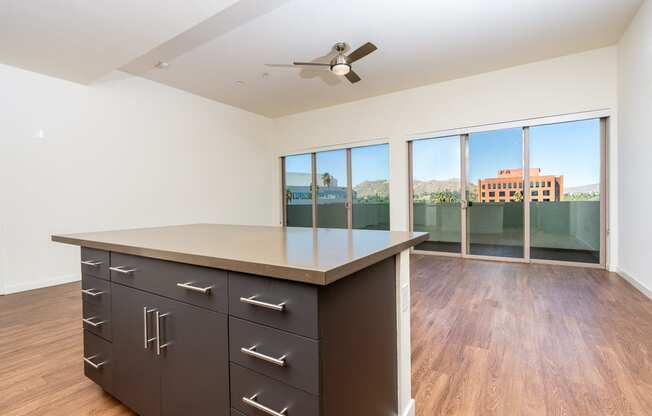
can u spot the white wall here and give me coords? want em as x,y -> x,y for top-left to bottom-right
617,1 -> 652,298
274,47 -> 620,267
0,65 -> 276,294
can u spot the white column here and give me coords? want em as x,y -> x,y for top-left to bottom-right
396,249 -> 414,416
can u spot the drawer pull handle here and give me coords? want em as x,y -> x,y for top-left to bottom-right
155,311 -> 171,356
81,260 -> 103,267
176,282 -> 214,294
81,288 -> 104,297
242,394 -> 287,416
109,266 -> 138,275
82,316 -> 105,327
143,307 -> 157,349
241,345 -> 287,367
239,296 -> 286,312
83,355 -> 107,369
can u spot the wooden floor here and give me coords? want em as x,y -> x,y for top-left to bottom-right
411,255 -> 652,416
1,256 -> 651,415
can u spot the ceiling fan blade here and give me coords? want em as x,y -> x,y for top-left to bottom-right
293,62 -> 330,67
345,70 -> 361,84
346,42 -> 377,63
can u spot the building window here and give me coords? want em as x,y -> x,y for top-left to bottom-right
531,190 -> 538,196
283,144 -> 390,230
489,191 -> 495,197
547,181 -> 551,187
499,191 -> 505,197
543,190 -> 550,196
482,184 -> 485,189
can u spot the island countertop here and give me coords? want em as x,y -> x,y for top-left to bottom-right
52,224 -> 428,285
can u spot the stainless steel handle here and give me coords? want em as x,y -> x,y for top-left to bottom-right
83,355 -> 106,369
82,316 -> 105,327
240,345 -> 287,367
143,307 -> 157,349
239,296 -> 286,312
155,311 -> 170,356
81,260 -> 103,267
109,265 -> 138,275
242,394 -> 287,416
176,281 -> 214,294
81,288 -> 104,297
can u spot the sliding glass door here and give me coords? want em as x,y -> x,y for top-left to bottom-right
411,136 -> 462,252
467,128 -> 524,258
410,116 -> 606,266
351,144 -> 390,230
529,119 -> 602,263
282,144 -> 390,230
284,153 -> 313,227
316,150 -> 348,228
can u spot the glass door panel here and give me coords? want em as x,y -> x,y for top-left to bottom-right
467,128 -> 524,258
529,119 -> 601,263
284,154 -> 313,227
316,149 -> 348,228
351,144 -> 390,230
412,136 -> 462,252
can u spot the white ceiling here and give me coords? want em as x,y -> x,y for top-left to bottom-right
0,0 -> 642,117
0,0 -> 239,83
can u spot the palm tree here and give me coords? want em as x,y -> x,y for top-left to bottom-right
321,172 -> 332,188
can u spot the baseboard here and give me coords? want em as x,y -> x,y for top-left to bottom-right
617,268 -> 652,300
3,274 -> 80,295
401,398 -> 416,416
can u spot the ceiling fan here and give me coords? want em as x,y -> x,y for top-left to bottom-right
293,42 -> 377,84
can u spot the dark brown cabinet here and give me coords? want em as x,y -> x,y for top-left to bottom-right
159,296 -> 229,416
76,248 -> 400,416
112,283 -> 162,416
111,282 -> 229,416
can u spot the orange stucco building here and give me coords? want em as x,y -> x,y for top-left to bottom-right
478,168 -> 563,203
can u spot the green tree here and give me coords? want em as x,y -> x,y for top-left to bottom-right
321,172 -> 332,187
512,191 -> 523,202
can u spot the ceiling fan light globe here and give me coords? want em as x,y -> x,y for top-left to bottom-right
331,63 -> 351,76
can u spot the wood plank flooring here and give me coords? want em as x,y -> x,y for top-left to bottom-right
1,256 -> 651,415
411,255 -> 652,416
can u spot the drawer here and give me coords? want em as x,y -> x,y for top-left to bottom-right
110,253 -> 227,313
229,317 -> 320,395
81,274 -> 110,307
229,272 -> 319,339
81,248 -> 110,280
83,298 -> 111,341
230,364 -> 319,416
83,330 -> 112,393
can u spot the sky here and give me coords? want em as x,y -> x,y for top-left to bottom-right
286,119 -> 600,190
285,144 -> 389,187
412,119 -> 601,188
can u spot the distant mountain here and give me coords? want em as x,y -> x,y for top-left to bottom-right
565,183 -> 599,194
413,179 -> 476,195
353,180 -> 389,198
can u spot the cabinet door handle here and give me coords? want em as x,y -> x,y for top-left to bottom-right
109,266 -> 138,275
81,260 -> 103,267
242,394 -> 287,416
81,288 -> 104,297
82,316 -> 105,327
143,307 -> 157,349
240,345 -> 287,367
83,355 -> 106,369
155,311 -> 171,356
239,295 -> 286,312
176,282 -> 214,294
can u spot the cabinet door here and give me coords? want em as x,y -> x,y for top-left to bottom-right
112,283 -> 161,416
158,297 -> 229,416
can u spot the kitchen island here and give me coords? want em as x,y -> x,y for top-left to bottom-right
52,224 -> 428,416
